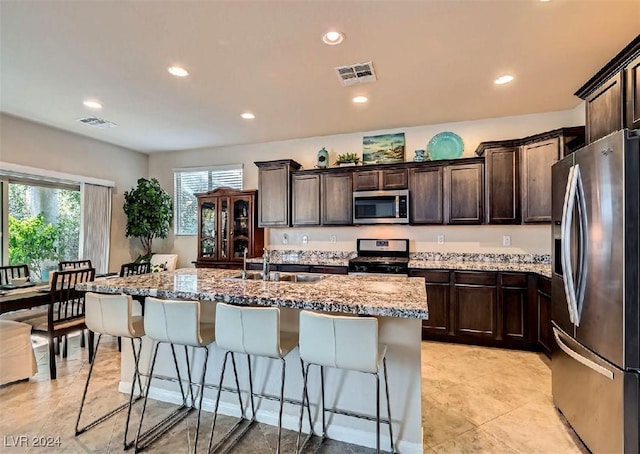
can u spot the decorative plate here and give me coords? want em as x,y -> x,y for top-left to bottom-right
427,132 -> 464,160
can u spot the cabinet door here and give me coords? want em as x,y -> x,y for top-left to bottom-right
381,169 -> 408,189
258,165 -> 290,227
485,147 -> 520,224
218,197 -> 231,262
353,171 -> 379,191
230,196 -> 251,262
409,269 -> 451,338
453,272 -> 497,338
292,174 -> 321,226
521,138 -> 559,223
409,167 -> 443,224
500,273 -> 529,343
585,71 -> 623,143
199,199 -> 217,260
537,276 -> 553,355
445,163 -> 484,224
322,173 -> 353,225
626,54 -> 640,130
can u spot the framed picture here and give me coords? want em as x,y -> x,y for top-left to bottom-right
362,132 -> 405,165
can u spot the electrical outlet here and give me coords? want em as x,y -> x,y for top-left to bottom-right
330,234 -> 337,243
302,234 -> 309,244
282,233 -> 289,244
437,234 -> 445,245
503,235 -> 511,246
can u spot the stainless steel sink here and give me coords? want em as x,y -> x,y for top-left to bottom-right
227,272 -> 326,283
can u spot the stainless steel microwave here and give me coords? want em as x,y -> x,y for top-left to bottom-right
352,189 -> 409,224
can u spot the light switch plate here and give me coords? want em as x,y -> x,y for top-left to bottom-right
437,235 -> 445,245
302,234 -> 309,244
503,235 -> 511,246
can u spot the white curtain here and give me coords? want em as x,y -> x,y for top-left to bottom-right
81,183 -> 111,275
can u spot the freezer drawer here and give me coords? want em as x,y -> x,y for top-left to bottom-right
552,326 -> 639,454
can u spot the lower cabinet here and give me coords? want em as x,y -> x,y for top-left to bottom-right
410,269 -> 542,350
536,276 -> 553,356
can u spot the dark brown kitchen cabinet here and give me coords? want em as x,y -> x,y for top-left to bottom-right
584,71 -> 623,144
499,273 -> 529,343
255,159 -> 301,227
537,276 -> 553,356
444,163 -> 484,224
453,272 -> 497,338
626,54 -> 640,130
485,147 -> 519,224
195,187 -> 264,269
409,166 -> 443,224
521,138 -> 559,223
409,269 -> 450,337
353,168 -> 408,191
322,172 -> 353,225
575,35 -> 640,143
292,173 -> 320,226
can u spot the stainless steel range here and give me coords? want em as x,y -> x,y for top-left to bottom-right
348,239 -> 409,275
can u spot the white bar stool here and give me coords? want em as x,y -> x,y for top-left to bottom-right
296,310 -> 395,453
208,302 -> 299,454
75,292 -> 145,449
135,297 -> 215,454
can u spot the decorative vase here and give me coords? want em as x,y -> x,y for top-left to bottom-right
413,149 -> 427,162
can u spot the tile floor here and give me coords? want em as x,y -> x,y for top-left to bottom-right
0,335 -> 588,453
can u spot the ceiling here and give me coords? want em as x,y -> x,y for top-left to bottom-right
1,1 -> 638,154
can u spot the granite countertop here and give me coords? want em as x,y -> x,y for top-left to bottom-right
77,268 -> 428,320
408,260 -> 552,278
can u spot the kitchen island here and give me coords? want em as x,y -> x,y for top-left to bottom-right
77,268 -> 427,452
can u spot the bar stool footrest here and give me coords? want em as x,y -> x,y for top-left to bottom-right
76,395 -> 144,436
209,417 -> 256,454
135,405 -> 194,452
325,406 -> 392,425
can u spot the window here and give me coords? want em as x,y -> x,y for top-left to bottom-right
173,165 -> 243,235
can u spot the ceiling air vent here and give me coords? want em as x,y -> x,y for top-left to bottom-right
334,61 -> 377,86
76,116 -> 118,129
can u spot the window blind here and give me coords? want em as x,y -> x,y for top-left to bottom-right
173,165 -> 243,235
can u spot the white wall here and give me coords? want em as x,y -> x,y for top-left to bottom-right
149,108 -> 585,265
0,114 -> 149,271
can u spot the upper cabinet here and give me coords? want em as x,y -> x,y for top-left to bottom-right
409,166 -> 444,224
291,170 -> 353,226
195,187 -> 264,268
322,172 -> 353,225
575,35 -> 640,144
255,159 -> 301,227
353,168 -> 408,191
444,162 -> 484,224
476,127 -> 585,224
292,173 -> 321,226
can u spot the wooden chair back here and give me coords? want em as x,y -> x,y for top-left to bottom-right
0,265 -> 30,285
48,268 -> 96,328
119,262 -> 151,277
58,259 -> 93,271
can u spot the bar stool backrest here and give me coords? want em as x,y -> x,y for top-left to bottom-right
299,311 -> 379,374
85,292 -> 141,338
215,303 -> 281,358
144,297 -> 203,346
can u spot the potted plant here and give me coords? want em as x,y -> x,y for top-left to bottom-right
334,152 -> 361,167
123,178 -> 173,261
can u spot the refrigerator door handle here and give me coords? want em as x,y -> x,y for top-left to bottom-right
553,327 -> 614,380
561,165 -> 579,324
574,165 -> 589,326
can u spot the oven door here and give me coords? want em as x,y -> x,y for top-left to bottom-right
352,190 -> 409,224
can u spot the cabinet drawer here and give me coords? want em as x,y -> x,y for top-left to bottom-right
278,264 -> 311,273
538,276 -> 551,295
501,273 -> 528,288
310,265 -> 347,275
424,270 -> 451,283
454,271 -> 496,286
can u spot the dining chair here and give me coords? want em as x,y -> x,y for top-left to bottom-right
0,264 -> 30,286
23,268 -> 96,379
119,262 -> 151,277
58,259 -> 93,270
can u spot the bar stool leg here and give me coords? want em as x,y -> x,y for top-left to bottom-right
376,373 -> 380,453
246,355 -> 256,420
320,365 -> 326,437
134,341 -> 161,453
75,334 -> 103,435
124,338 -> 145,449
276,357 -> 286,453
192,346 -> 209,454
296,360 -> 314,453
383,357 -> 395,453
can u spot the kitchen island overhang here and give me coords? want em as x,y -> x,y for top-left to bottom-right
77,269 -> 428,453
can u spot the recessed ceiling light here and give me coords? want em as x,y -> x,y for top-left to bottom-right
352,96 -> 368,104
322,31 -> 344,46
168,66 -> 189,77
494,74 -> 515,85
241,112 -> 255,120
83,99 -> 102,109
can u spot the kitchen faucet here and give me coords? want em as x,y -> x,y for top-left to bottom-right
241,247 -> 248,280
262,248 -> 270,280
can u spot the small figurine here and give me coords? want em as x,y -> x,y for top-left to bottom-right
317,147 -> 329,168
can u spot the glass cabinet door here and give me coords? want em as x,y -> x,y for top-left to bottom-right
232,197 -> 250,260
219,197 -> 229,261
200,200 -> 216,258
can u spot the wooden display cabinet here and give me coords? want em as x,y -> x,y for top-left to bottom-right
195,187 -> 264,269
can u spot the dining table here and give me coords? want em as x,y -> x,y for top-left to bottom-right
0,283 -> 50,315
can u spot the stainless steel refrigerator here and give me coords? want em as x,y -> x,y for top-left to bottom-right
551,129 -> 639,453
